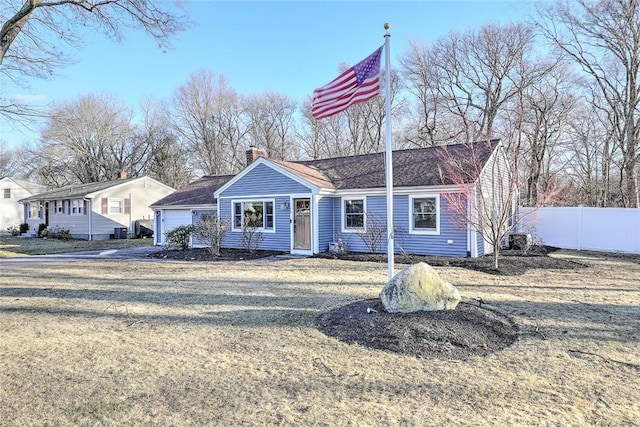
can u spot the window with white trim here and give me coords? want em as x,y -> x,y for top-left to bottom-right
342,197 -> 365,232
232,200 -> 274,231
3,188 -> 10,198
108,198 -> 123,214
409,195 -> 440,234
71,200 -> 84,215
55,200 -> 64,214
28,202 -> 40,219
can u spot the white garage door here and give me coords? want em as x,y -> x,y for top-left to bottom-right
159,210 -> 192,245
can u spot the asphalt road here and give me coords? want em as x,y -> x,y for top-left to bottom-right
0,245 -> 165,266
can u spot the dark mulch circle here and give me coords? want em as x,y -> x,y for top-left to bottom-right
316,298 -> 519,360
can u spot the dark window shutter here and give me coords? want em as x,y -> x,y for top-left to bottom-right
84,200 -> 89,215
101,198 -> 108,214
124,198 -> 131,215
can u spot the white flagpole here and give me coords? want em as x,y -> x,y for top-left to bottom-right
384,23 -> 394,281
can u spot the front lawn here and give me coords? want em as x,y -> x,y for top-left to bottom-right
1,252 -> 638,425
0,234 -> 154,256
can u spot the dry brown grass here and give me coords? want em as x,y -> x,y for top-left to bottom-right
1,251 -> 639,426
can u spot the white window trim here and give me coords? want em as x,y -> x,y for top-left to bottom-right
70,199 -> 84,216
108,198 -> 124,215
55,200 -> 64,214
409,194 -> 440,235
28,202 -> 41,219
230,198 -> 276,233
341,196 -> 366,233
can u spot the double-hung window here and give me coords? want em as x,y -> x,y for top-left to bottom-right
71,200 -> 84,215
409,195 -> 440,234
342,197 -> 365,232
109,199 -> 123,214
232,200 -> 274,231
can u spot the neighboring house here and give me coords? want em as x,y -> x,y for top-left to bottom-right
0,177 -> 47,231
20,173 -> 175,240
151,175 -> 233,247
212,141 -> 511,257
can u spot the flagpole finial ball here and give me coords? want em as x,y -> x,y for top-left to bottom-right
384,23 -> 390,30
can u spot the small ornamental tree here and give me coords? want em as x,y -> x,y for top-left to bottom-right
437,140 -> 558,269
240,213 -> 264,254
193,214 -> 230,257
165,225 -> 194,251
358,211 -> 387,253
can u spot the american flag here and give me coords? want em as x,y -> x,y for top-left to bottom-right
312,46 -> 383,120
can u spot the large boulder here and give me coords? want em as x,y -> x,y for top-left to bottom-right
380,262 -> 461,313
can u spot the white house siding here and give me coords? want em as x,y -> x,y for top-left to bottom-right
0,178 -> 46,230
89,177 -> 174,240
48,201 -> 90,238
476,145 -> 512,255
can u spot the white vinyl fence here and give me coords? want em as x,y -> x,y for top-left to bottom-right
517,206 -> 640,254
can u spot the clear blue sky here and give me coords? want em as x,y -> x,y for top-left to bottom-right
1,1 -> 535,148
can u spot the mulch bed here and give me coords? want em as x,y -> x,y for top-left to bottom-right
314,246 -> 589,276
316,298 -> 520,360
147,247 -> 287,261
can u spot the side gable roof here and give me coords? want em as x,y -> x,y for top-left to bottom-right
151,175 -> 233,207
0,177 -> 47,193
19,176 -> 173,202
295,139 -> 500,190
216,140 -> 501,196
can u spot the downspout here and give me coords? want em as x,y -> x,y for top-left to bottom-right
84,198 -> 92,240
129,192 -> 132,239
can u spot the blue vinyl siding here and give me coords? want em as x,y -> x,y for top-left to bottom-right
317,196 -> 335,252
191,209 -> 215,247
331,193 -> 468,257
398,195 -> 467,257
219,163 -> 311,197
219,197 -> 291,252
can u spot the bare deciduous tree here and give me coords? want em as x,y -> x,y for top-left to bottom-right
139,97 -> 192,188
171,69 -> 245,175
437,141 -> 558,269
245,91 -> 298,161
34,92 -> 156,185
0,0 -> 187,120
536,0 -> 640,207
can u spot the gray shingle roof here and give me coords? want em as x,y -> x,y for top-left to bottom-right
151,175 -> 233,207
288,140 -> 499,190
20,178 -> 135,201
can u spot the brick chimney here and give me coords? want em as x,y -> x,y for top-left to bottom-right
246,146 -> 267,167
117,170 -> 128,180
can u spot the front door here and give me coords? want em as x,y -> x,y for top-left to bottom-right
293,198 -> 311,251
